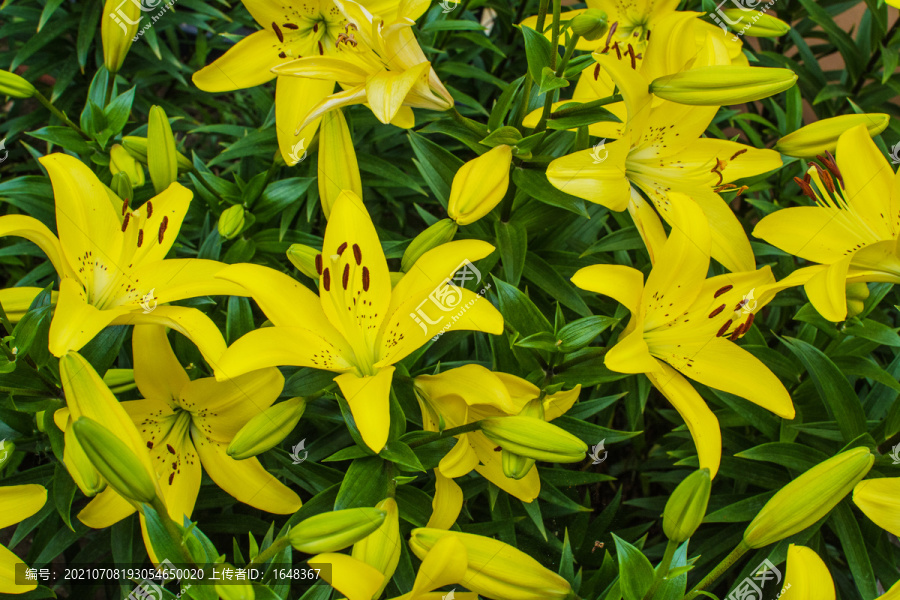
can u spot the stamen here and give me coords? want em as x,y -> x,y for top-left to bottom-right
318,41 -> 324,55
362,266 -> 370,291
708,304 -> 726,318
602,21 -> 618,53
714,285 -> 733,298
594,63 -> 601,80
315,253 -> 323,275
744,312 -> 755,329
716,320 -> 732,337
122,199 -> 129,215
146,201 -> 153,218
283,22 -> 298,29
121,212 -> 131,232
613,41 -> 622,59
793,176 -> 816,201
323,268 -> 331,291
168,472 -> 175,485
272,22 -> 284,42
729,149 -> 747,161
729,327 -> 742,341
158,216 -> 169,243
342,264 -> 350,290
352,243 -> 362,265
166,444 -> 175,454
137,229 -> 144,247
337,242 -> 348,255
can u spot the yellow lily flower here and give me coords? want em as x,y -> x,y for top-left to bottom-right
0,153 -> 244,362
571,198 -> 794,477
547,54 -> 780,272
55,325 -> 300,534
214,190 -> 503,453
193,0 -> 425,166
781,544 -> 835,600
753,124 -> 900,321
414,364 -> 580,501
853,477 -> 900,536
0,484 -> 47,595
271,0 -> 454,131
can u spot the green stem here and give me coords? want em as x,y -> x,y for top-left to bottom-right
148,496 -> 192,564
535,0 -> 551,33
556,32 -> 581,77
549,0 -> 561,70
684,541 -> 751,600
550,93 -> 623,118
555,347 -> 607,371
408,422 -> 482,449
248,537 -> 291,569
449,107 -> 487,137
643,539 -> 678,600
33,92 -> 91,141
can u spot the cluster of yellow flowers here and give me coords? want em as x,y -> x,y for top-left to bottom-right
1,0 -> 899,597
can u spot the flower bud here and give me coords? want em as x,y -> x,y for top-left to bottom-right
352,498 -> 401,597
110,143 -> 145,188
846,282 -> 870,318
448,145 -> 512,226
743,447 -> 874,548
650,66 -> 798,106
147,106 -> 179,194
318,110 -> 362,218
480,416 -> 587,463
72,417 -> 157,504
215,581 -> 255,600
501,450 -> 535,480
570,9 -> 609,41
0,70 -> 36,98
122,136 -> 193,172
287,244 -> 322,279
721,10 -> 790,37
290,507 -> 387,554
110,173 -> 133,203
0,439 -> 15,470
218,205 -> 247,240
401,219 -> 458,272
102,368 -> 137,394
663,468 -> 711,543
227,397 -> 306,460
409,528 -> 573,600
102,0 -> 140,73
774,114 -> 890,158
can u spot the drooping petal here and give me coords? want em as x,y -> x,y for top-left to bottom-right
156,440 -> 202,524
39,154 -> 126,295
215,326 -> 353,381
645,361 -> 721,478
690,190 -> 756,273
275,75 -> 334,166
417,365 -> 518,413
469,431 -> 541,502
130,258 -> 249,306
0,287 -> 58,322
426,470 -> 464,530
571,264 -> 644,315
546,138 -> 632,210
837,124 -> 895,240
366,63 -> 431,124
439,435 -> 479,478
298,84 -> 369,132
308,553 -> 385,600
0,215 -> 68,278
0,484 -> 47,529
627,188 -> 668,265
676,139 -> 782,185
132,325 -> 189,407
593,52 -> 653,141
111,305 -> 229,368
0,543 -> 36,594
804,255 -> 853,322
543,386 -> 581,421
352,497 -> 401,596
334,367 -> 395,453
606,327 -> 660,374
48,279 -> 130,357
320,190 -> 392,369
409,535 -> 468,597
215,263 -> 331,327
192,429 -> 301,513
181,368 -> 283,442
781,544 -> 835,600
77,486 -> 137,528
852,478 -> 900,536
192,30 -> 283,92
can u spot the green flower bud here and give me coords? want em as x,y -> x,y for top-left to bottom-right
0,71 -> 36,98
774,114 -> 890,158
72,417 -> 158,504
722,10 -> 790,37
663,468 -> 711,543
215,581 -> 255,600
501,450 -> 535,480
102,0 -> 140,73
650,66 -> 798,106
110,143 -> 145,188
744,447 -> 874,548
846,282 -> 870,318
570,9 -> 609,41
227,397 -> 306,460
147,106 -> 178,194
110,173 -> 133,205
287,244 -> 322,280
0,439 -> 15,470
480,416 -> 587,463
218,205 -> 247,240
401,218 -> 458,272
121,136 -> 193,172
290,507 -> 387,554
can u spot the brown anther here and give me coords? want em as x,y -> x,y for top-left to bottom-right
315,253 -> 323,275
272,22 -> 284,42
714,285 -> 733,298
318,40 -> 325,54
625,44 -> 638,69
710,158 -> 727,186
708,304 -> 726,318
122,199 -> 129,215
337,242 -> 348,255
146,201 -> 153,218
313,23 -> 319,32
283,22 -> 298,29
729,327 -> 743,341
613,41 -> 622,59
729,148 -> 748,161
594,63 -> 601,80
793,176 -> 816,201
168,472 -> 175,485
323,268 -> 331,291
342,263 -> 350,290
744,312 -> 755,329
158,216 -> 168,243
166,444 -> 176,454
716,319 -> 733,337
137,229 -> 144,247
602,21 -> 619,53
362,266 -> 370,291
121,212 -> 131,232
352,243 -> 362,265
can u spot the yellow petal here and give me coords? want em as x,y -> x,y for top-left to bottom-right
804,255 -> 853,322
417,364 -> 519,414
753,206 -> 870,265
192,431 -> 301,513
410,535 -> 468,597
606,327 -> 659,375
192,30 -> 282,91
546,138 -> 632,210
157,440 -> 202,523
0,287 -> 58,322
0,543 -> 36,594
131,258 -> 248,306
132,325 -> 189,407
77,486 -> 137,528
275,75 -> 333,166
593,53 -> 652,140
837,124 -> 895,240
690,190 -> 756,273
571,264 -> 644,315
49,278 -> 130,357
111,305 -> 229,367
470,431 -> 541,502
318,109 -> 363,218
645,361 -> 721,478
272,57 -> 370,84
426,470 -> 463,530
0,484 -> 47,529
215,263 -> 330,327
352,497 -> 401,596
215,326 -> 353,380
299,84 -> 369,131
627,189 -> 668,265
543,385 -> 581,421
0,215 -> 68,278
853,478 -> 900,536
334,367 -> 395,453
448,145 -> 513,225
308,553 -> 385,600
438,435 -> 479,478
181,368 -> 283,443
781,544 -> 835,600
